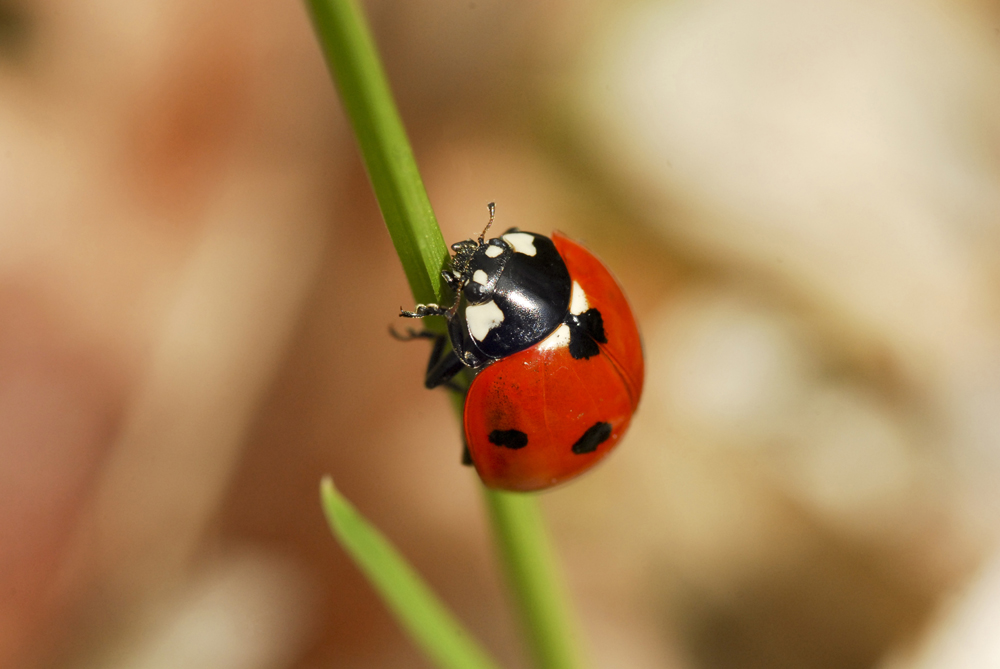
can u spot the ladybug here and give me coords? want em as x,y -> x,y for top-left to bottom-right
400,203 -> 643,492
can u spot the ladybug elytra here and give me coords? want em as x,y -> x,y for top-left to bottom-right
400,203 -> 643,492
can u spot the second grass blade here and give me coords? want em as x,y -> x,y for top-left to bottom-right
321,477 -> 503,669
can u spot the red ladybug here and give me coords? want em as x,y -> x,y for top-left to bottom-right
400,204 -> 643,492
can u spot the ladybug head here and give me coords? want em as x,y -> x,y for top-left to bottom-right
442,239 -> 478,298
440,202 -> 500,299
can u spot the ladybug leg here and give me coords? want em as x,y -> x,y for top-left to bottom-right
423,335 -> 466,390
388,326 -> 437,342
461,441 -> 474,467
399,303 -> 449,318
390,326 -> 467,391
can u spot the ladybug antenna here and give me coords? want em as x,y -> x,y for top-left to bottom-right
478,202 -> 496,246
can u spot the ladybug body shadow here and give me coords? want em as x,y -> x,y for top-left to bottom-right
401,209 -> 643,492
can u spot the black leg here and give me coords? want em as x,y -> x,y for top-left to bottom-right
424,336 -> 466,390
461,441 -> 474,466
388,326 -> 438,342
391,327 -> 467,390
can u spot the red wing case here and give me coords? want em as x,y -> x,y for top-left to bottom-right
464,233 -> 644,491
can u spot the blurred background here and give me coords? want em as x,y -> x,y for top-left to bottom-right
2,0 -> 1000,667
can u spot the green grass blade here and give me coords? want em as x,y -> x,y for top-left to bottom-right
484,490 -> 586,669
305,0 -> 448,306
320,477 -> 503,669
306,0 -> 586,666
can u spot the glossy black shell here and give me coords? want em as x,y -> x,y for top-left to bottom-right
449,230 -> 571,368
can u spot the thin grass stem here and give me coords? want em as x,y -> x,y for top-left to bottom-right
306,1 -> 585,666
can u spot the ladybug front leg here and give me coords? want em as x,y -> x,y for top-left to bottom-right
399,303 -> 450,318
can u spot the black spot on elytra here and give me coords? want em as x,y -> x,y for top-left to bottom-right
489,429 -> 528,450
567,308 -> 607,360
572,421 -> 612,454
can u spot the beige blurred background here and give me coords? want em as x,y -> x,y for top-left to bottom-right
2,0 -> 1000,667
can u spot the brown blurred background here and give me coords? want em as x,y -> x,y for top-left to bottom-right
3,0 -> 1000,667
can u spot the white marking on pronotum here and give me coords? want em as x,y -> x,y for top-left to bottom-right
502,232 -> 536,256
485,245 -> 504,258
466,300 -> 505,341
536,323 -> 571,351
569,281 -> 589,315
472,269 -> 489,285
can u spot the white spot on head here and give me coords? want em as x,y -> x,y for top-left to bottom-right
502,232 -> 537,256
570,281 -> 589,315
466,300 -> 505,341
485,245 -> 504,258
537,323 -> 571,351
473,269 -> 489,285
